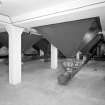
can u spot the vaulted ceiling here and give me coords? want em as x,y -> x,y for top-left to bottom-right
0,0 -> 105,32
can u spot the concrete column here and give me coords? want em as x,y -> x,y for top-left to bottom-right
6,24 -> 24,85
40,49 -> 44,57
100,15 -> 105,33
76,51 -> 81,60
51,44 -> 58,69
40,49 -> 44,61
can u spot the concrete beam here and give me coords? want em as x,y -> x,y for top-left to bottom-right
12,1 -> 105,28
0,14 -> 11,24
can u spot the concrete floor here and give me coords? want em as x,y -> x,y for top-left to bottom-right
0,59 -> 105,105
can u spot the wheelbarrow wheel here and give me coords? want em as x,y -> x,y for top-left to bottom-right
57,72 -> 71,85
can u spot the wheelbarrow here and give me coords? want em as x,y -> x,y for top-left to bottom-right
57,58 -> 84,85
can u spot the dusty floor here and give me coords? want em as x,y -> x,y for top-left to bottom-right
0,59 -> 105,105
